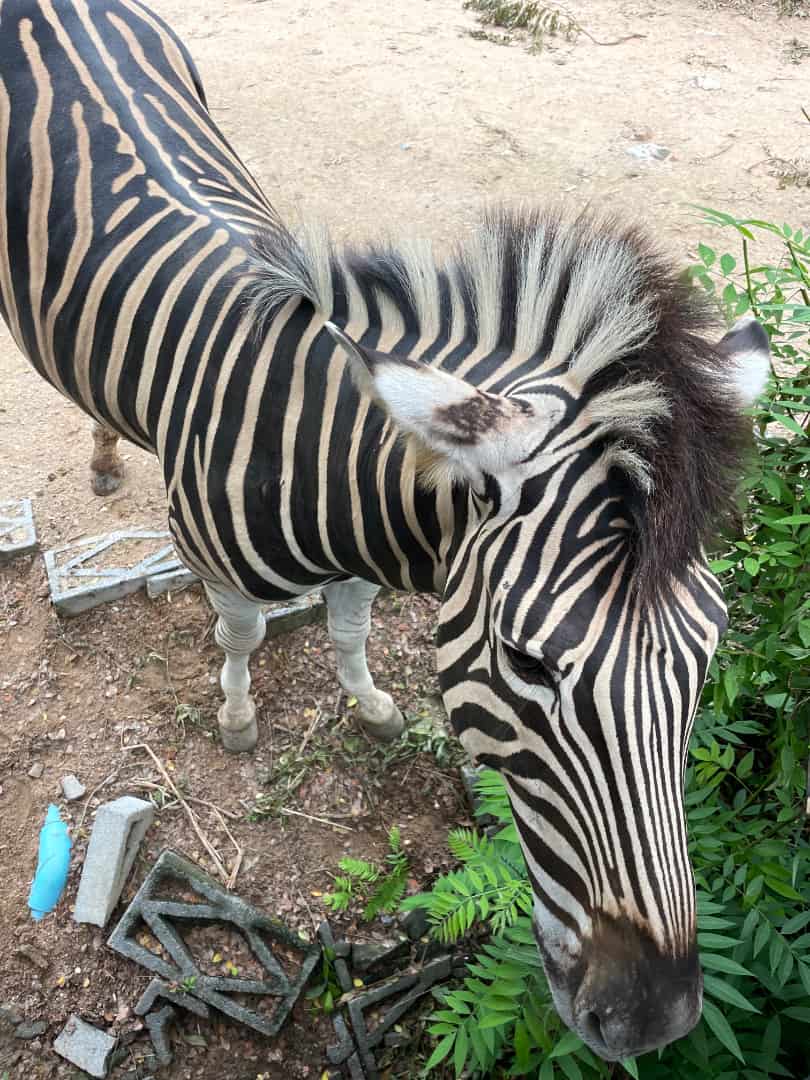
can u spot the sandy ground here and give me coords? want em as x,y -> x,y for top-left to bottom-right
1,0 -> 808,1076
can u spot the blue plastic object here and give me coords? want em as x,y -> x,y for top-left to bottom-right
28,804 -> 72,921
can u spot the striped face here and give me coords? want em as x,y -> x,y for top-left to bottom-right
436,456 -> 728,1060
325,321 -> 769,1061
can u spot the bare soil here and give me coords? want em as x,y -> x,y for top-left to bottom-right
0,0 -> 807,1077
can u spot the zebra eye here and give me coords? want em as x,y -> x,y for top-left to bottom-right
502,643 -> 556,689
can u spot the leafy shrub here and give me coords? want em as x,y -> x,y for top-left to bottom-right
406,212 -> 810,1079
324,825 -> 411,920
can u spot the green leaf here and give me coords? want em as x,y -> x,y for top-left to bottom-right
723,666 -> 739,706
720,253 -> 737,275
753,922 -> 771,958
621,1059 -> 640,1079
765,877 -> 802,901
424,1033 -> 455,1071
697,933 -> 741,951
453,1023 -> 469,1076
702,1000 -> 746,1063
701,953 -> 754,978
775,514 -> 810,524
702,974 -> 760,1013
548,1031 -> 585,1059
782,911 -> 810,935
699,243 -> 716,267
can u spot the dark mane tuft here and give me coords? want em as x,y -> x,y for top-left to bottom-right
248,208 -> 754,597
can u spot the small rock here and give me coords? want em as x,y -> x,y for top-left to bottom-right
15,1020 -> 47,1039
61,774 -> 86,801
0,1004 -> 24,1027
690,74 -> 722,91
400,142 -> 411,150
625,142 -> 670,162
28,763 -> 44,779
48,727 -> 67,741
400,907 -> 429,940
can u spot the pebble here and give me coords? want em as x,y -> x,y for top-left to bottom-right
690,74 -> 722,91
15,1020 -> 47,1039
0,1004 -> 24,1027
626,142 -> 670,162
61,774 -> 86,801
28,763 -> 44,779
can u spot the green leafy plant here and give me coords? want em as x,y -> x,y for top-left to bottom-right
305,945 -> 343,1014
324,826 -> 412,921
408,211 -> 810,1078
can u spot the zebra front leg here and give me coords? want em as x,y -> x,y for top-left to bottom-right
90,421 -> 125,495
322,578 -> 405,742
203,580 -> 266,753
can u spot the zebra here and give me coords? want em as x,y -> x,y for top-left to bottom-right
0,0 -> 770,1062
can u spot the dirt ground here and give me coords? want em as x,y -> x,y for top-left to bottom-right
0,0 -> 808,1077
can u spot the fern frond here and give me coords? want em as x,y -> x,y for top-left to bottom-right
337,857 -> 380,883
363,871 -> 408,920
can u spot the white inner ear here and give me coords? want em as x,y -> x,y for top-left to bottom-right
719,316 -> 771,406
374,364 -> 477,431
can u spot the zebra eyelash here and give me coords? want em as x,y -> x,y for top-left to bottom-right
499,640 -> 559,692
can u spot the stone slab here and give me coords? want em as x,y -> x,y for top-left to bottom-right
53,1015 -> 117,1078
0,497 -> 37,563
108,848 -> 321,1037
264,591 -> 326,639
74,796 -> 155,927
43,529 -> 182,616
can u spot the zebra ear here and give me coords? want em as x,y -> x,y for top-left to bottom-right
718,316 -> 771,406
324,321 -> 543,482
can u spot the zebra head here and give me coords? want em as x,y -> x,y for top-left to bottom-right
324,220 -> 770,1061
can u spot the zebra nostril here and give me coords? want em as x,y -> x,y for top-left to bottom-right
581,1009 -> 607,1052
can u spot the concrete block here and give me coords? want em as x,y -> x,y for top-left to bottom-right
43,529 -> 182,615
146,566 -> 199,598
319,921 -> 353,993
134,978 -> 209,1019
74,796 -> 154,927
61,775 -> 86,801
53,1015 -> 117,1078
264,591 -> 326,639
144,1004 -> 176,1068
0,497 -> 37,562
346,956 -> 451,1078
108,849 -> 321,1037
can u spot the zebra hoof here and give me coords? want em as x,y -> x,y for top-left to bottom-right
91,471 -> 123,496
217,708 -> 259,753
357,691 -> 405,743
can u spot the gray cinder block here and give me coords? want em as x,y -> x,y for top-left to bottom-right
264,591 -> 326,639
43,529 -> 181,616
53,1015 -> 117,1078
0,497 -> 37,562
146,566 -> 199,598
74,796 -> 154,927
107,848 -> 321,1037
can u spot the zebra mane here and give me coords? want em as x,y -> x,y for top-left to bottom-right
248,208 -> 752,594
